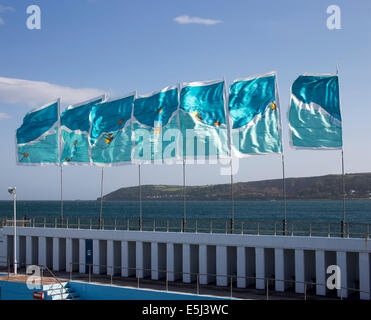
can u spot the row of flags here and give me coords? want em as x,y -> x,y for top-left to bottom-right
15,72 -> 342,166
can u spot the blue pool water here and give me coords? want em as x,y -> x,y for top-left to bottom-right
0,279 -> 224,300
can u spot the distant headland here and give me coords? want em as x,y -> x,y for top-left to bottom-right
98,173 -> 371,201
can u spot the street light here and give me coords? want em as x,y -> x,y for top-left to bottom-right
8,187 -> 16,275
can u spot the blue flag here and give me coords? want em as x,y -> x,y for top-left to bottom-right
60,95 -> 105,164
90,93 -> 135,165
132,86 -> 179,163
16,100 -> 60,165
289,74 -> 342,149
179,80 -> 229,162
228,72 -> 282,156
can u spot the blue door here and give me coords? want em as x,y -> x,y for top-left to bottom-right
85,239 -> 93,273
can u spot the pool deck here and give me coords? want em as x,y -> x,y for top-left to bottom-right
0,273 -> 65,285
0,269 -> 337,300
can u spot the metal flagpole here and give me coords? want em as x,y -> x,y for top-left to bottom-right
183,159 -> 186,232
341,148 -> 346,237
281,153 -> 287,235
139,164 -> 142,231
230,158 -> 234,234
336,63 -> 346,237
60,165 -> 63,227
99,167 -> 104,229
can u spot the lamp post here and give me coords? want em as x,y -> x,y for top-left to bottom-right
8,187 -> 16,275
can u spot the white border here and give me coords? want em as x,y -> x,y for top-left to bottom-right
16,99 -> 61,167
287,74 -> 342,150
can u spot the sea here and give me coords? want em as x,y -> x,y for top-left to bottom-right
0,200 -> 371,224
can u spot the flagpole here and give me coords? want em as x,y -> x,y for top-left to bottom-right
230,158 -> 234,234
182,159 -> 186,232
138,164 -> 142,231
99,167 -> 104,229
281,153 -> 287,235
60,165 -> 63,227
337,63 -> 346,237
341,148 -> 346,237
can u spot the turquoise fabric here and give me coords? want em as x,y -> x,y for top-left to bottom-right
229,74 -> 282,155
289,75 -> 342,149
133,87 -> 179,162
16,101 -> 59,165
90,95 -> 134,165
60,96 -> 104,164
179,81 -> 228,159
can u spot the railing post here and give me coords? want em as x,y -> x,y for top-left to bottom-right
90,219 -> 92,230
114,219 -> 117,231
309,224 -> 312,237
230,218 -> 234,234
66,218 -> 69,229
55,217 -> 57,228
166,271 -> 168,292
257,223 -> 260,236
340,220 -> 345,238
283,219 -> 287,236
44,217 -> 46,228
166,220 -> 169,232
196,273 -> 199,295
328,224 -> 331,237
110,267 -> 113,285
153,219 -> 156,232
78,218 -> 80,229
241,222 -> 244,235
274,222 -> 277,236
195,220 -> 198,233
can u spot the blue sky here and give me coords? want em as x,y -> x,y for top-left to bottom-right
0,0 -> 370,200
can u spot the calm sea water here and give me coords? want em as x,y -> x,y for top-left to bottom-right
0,200 -> 371,223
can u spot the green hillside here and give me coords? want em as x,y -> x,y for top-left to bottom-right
99,173 -> 371,201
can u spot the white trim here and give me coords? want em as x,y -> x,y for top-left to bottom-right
63,94 -> 106,112
181,79 -> 224,88
135,85 -> 178,99
231,71 -> 277,85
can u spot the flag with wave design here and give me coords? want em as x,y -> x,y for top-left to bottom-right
89,93 -> 134,165
179,80 -> 229,162
288,74 -> 342,149
132,86 -> 179,163
16,100 -> 60,165
60,95 -> 105,165
229,72 -> 282,156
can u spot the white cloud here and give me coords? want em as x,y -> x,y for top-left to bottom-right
0,5 -> 14,13
0,77 -> 105,107
0,112 -> 10,119
173,15 -> 222,25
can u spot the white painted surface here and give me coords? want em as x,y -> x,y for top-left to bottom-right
38,236 -> 46,266
166,243 -> 175,281
295,249 -> 305,293
199,244 -> 207,284
26,236 -> 32,265
93,239 -> 100,274
182,243 -> 191,283
359,252 -> 370,300
337,251 -> 348,298
79,239 -> 85,273
275,248 -> 284,292
151,242 -> 159,280
216,245 -> 228,286
52,238 -> 59,271
255,247 -> 265,289
0,226 -> 370,299
237,246 -> 246,288
107,240 -> 114,276
136,241 -> 143,278
315,250 -> 326,295
121,241 -> 129,277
